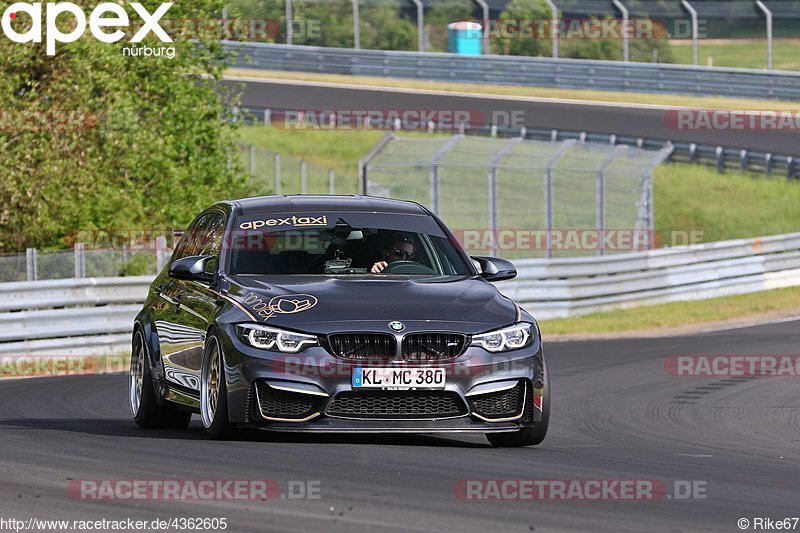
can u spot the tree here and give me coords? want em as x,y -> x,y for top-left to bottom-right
0,0 -> 245,252
492,0 -> 551,57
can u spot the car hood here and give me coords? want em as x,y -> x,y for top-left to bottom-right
223,275 -> 518,335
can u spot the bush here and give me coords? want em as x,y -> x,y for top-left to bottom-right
0,0 -> 246,252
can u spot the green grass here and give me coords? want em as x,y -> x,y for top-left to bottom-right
539,286 -> 800,335
670,39 -> 800,71
653,164 -> 800,245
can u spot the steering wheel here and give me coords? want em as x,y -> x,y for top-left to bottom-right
382,260 -> 435,275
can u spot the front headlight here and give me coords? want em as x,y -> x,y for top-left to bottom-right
471,322 -> 534,353
237,324 -> 318,353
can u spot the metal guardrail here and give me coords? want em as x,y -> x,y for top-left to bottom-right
504,232 -> 800,318
2,233 -> 800,354
227,41 -> 800,101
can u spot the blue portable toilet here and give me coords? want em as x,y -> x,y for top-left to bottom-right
448,21 -> 483,55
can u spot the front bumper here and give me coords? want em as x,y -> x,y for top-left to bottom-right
219,324 -> 545,433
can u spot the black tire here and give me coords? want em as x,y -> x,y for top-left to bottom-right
486,373 -> 550,448
200,335 -> 235,440
130,330 -> 192,430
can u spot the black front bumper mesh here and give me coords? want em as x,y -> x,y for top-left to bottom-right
326,390 -> 468,419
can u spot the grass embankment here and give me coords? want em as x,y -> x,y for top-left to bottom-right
539,286 -> 800,337
670,39 -> 800,71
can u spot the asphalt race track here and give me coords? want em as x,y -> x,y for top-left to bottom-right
229,78 -> 800,155
1,320 -> 798,532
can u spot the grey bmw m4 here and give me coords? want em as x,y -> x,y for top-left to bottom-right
129,195 -> 549,447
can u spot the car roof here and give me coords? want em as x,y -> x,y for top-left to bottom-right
227,195 -> 431,217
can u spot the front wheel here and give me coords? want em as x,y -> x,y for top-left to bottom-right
200,335 -> 235,439
486,374 -> 550,448
129,330 -> 191,430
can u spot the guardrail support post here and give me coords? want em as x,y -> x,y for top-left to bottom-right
716,146 -> 724,173
74,242 -> 86,278
264,108 -> 271,127
26,247 -> 37,281
328,168 -> 335,195
543,0 -> 558,58
681,0 -> 698,65
300,160 -> 308,194
765,153 -> 772,176
755,0 -> 773,70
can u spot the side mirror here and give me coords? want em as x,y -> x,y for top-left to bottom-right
471,256 -> 517,282
169,255 -> 215,283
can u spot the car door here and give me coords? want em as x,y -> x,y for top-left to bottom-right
162,211 -> 228,392
154,212 -> 217,391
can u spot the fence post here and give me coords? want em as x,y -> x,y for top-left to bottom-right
264,108 -> 271,127
487,138 -> 522,256
352,0 -> 360,49
429,135 -> 462,215
543,0 -> 558,58
612,0 -> 629,62
285,0 -> 293,45
716,146 -> 724,173
544,140 -> 577,258
74,242 -> 85,278
411,0 -> 424,51
328,168 -> 335,195
26,247 -> 37,281
681,0 -> 699,65
274,153 -> 282,194
155,235 -> 169,272
755,0 -> 773,70
596,145 -> 628,256
300,160 -> 307,194
249,144 -> 256,176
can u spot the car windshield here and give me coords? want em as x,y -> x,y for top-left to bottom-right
227,212 -> 471,276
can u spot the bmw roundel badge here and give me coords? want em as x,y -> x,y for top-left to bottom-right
388,321 -> 405,332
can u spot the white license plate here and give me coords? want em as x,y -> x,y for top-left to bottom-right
352,367 -> 446,390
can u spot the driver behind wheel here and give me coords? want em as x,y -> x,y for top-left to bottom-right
370,236 -> 417,273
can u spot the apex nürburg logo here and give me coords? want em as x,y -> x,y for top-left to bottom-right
1,2 -> 173,55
